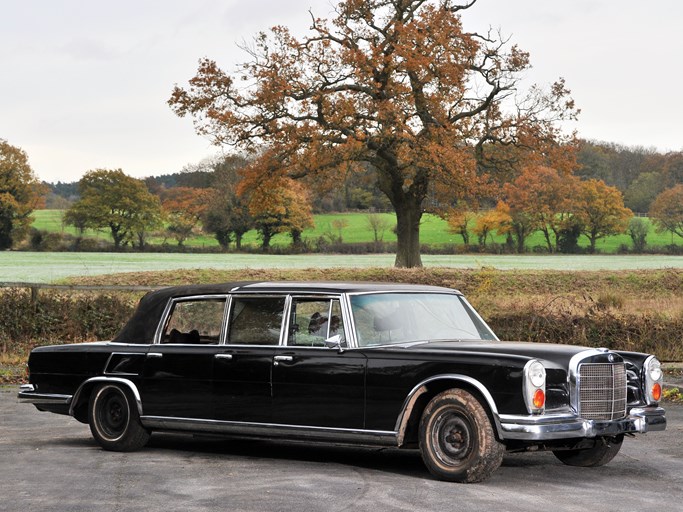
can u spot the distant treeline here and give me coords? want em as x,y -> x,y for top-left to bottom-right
43,140 -> 683,215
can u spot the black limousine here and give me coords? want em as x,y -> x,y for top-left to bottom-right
19,282 -> 666,482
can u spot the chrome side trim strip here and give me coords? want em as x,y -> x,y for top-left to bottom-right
140,416 -> 398,446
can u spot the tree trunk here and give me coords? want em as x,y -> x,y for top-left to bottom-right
375,155 -> 427,268
260,230 -> 272,251
542,227 -> 554,253
394,202 -> 423,268
514,224 -> 526,253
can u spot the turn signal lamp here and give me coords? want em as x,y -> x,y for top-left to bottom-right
652,382 -> 662,402
533,389 -> 546,409
524,360 -> 546,414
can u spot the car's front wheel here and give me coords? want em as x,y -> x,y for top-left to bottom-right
553,435 -> 624,467
88,383 -> 150,451
419,389 -> 505,483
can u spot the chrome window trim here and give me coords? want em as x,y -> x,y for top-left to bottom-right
223,294 -> 288,348
460,296 -> 499,341
346,290 -> 462,297
282,294 -> 346,349
345,291 -> 495,348
340,293 -> 358,349
220,295 -> 233,345
281,294 -> 292,346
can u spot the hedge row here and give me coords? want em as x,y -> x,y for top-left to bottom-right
0,289 -> 139,357
1,281 -> 681,361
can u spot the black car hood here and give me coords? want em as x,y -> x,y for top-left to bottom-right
377,340 -> 605,369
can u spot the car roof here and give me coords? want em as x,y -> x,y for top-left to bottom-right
234,281 -> 461,295
143,281 -> 461,300
112,281 -> 462,344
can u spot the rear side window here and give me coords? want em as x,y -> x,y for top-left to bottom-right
161,298 -> 227,345
228,297 -> 286,345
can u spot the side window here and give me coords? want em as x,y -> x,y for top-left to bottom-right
228,297 -> 286,345
161,298 -> 226,344
288,298 -> 346,347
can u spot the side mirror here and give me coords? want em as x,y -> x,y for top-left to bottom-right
324,335 -> 344,352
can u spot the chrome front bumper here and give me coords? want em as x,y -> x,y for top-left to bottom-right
498,406 -> 667,441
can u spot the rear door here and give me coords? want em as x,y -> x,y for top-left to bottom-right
212,295 -> 286,423
141,296 -> 227,419
270,296 -> 366,429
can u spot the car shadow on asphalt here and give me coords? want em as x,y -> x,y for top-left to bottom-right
146,432 -> 432,480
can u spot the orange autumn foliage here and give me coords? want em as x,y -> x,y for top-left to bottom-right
170,0 -> 578,267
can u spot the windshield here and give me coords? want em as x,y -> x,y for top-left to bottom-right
350,293 -> 497,347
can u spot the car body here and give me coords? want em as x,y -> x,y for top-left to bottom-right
19,281 -> 666,482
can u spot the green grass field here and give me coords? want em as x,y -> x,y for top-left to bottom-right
31,209 -> 683,252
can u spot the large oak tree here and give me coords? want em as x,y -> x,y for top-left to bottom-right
170,0 -> 576,267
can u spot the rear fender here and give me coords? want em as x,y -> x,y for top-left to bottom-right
70,377 -> 143,423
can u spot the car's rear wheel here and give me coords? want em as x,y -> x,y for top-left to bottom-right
553,435 -> 624,467
419,389 -> 505,483
88,383 -> 150,451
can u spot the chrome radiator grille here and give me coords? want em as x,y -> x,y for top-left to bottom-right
578,363 -> 627,420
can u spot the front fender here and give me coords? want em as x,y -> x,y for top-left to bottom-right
394,374 -> 503,446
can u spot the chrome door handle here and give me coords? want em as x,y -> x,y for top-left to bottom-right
215,354 -> 233,360
273,355 -> 294,366
147,352 -> 163,359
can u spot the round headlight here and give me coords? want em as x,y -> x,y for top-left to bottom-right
528,361 -> 546,388
648,358 -> 662,382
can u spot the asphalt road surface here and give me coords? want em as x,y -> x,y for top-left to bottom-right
2,386 -> 682,512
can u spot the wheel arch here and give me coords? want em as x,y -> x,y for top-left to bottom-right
69,377 -> 143,423
395,375 -> 503,447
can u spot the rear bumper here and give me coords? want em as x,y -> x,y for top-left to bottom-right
498,406 -> 666,441
17,384 -> 73,406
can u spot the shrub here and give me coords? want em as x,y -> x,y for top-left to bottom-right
0,288 -> 139,352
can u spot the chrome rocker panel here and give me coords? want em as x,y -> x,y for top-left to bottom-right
141,416 -> 398,446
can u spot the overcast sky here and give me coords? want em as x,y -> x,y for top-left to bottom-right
1,0 -> 681,183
